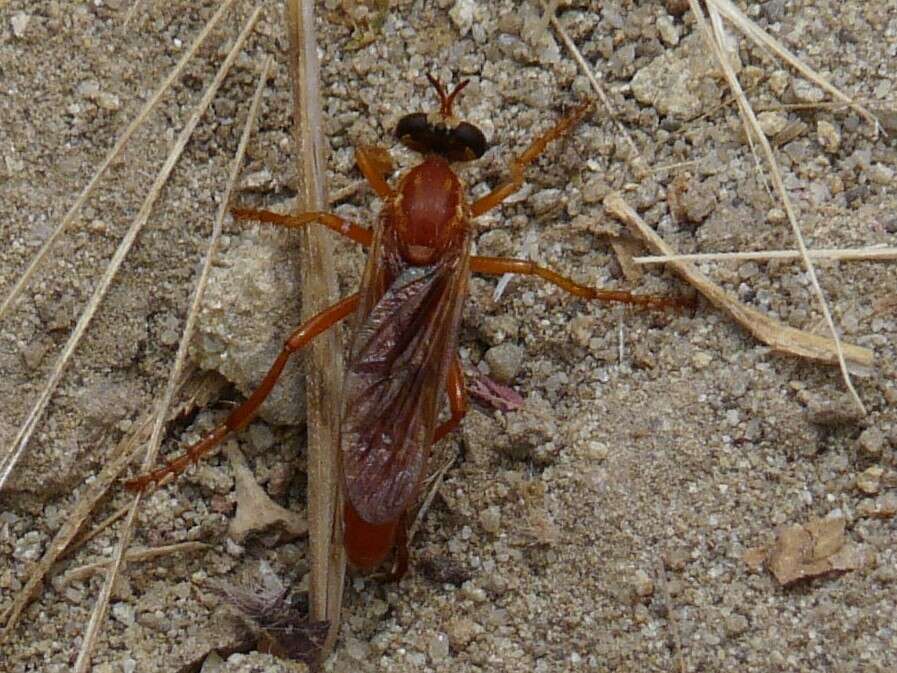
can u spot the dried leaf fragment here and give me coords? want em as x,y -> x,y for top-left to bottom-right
765,516 -> 867,586
226,445 -> 308,544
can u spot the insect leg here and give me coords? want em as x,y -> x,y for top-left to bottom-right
125,292 -> 361,491
388,512 -> 410,581
471,102 -> 593,217
355,145 -> 396,199
471,256 -> 692,310
433,357 -> 468,443
232,208 -> 373,247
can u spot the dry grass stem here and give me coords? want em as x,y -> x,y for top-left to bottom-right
0,0 -> 243,493
546,2 -> 643,175
284,0 -> 346,656
122,0 -> 145,28
634,246 -> 897,265
604,193 -> 873,372
0,411 -> 154,639
705,0 -> 879,133
135,52 -> 273,509
60,543 -> 210,585
71,15 -> 262,671
693,0 -> 866,413
0,0 -> 238,324
409,455 -> 456,544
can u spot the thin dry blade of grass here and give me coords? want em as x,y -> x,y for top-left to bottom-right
604,193 -> 873,372
634,246 -> 897,264
0,369 -> 222,641
545,4 -> 644,176
705,0 -> 879,132
60,542 -> 210,585
0,0 -> 238,324
71,15 -> 263,671
0,0 -> 242,493
284,0 -> 347,656
693,0 -> 866,413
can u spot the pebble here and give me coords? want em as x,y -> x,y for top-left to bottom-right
724,613 -> 749,637
656,15 -> 679,46
768,70 -> 789,97
449,0 -> 476,37
692,352 -> 713,370
790,78 -> 825,104
816,120 -> 841,153
855,466 -> 883,495
632,569 -> 654,598
868,163 -> 894,186
480,505 -> 502,534
484,342 -> 524,383
857,427 -> 884,458
427,631 -> 450,662
11,12 -> 30,38
631,50 -> 702,120
460,580 -> 487,602
446,616 -> 482,650
757,111 -> 788,137
111,602 -> 136,626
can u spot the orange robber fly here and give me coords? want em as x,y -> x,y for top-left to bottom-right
126,74 -> 685,577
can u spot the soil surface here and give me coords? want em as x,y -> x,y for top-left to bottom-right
1,1 -> 896,672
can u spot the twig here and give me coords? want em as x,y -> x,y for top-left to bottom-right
0,0 -> 241,492
704,0 -> 880,133
409,454 -> 456,543
693,0 -> 865,413
545,2 -> 644,176
71,15 -> 263,672
604,193 -> 873,371
283,0 -> 346,658
0,0 -> 238,324
60,543 -> 209,585
634,246 -> 897,265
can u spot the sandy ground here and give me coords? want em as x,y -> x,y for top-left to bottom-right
1,1 -> 896,671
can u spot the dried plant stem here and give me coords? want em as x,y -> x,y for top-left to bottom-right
635,246 -> 897,265
0,0 -> 238,324
284,0 -> 346,655
0,0 -> 242,493
546,2 -> 643,174
693,0 -> 865,413
604,193 -> 873,371
71,15 -> 263,672
61,543 -> 209,585
0,410 -> 153,638
704,0 -> 879,132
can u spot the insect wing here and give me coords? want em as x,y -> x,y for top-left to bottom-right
341,248 -> 469,525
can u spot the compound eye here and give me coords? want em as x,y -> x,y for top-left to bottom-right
450,122 -> 487,161
395,113 -> 431,154
395,113 -> 488,162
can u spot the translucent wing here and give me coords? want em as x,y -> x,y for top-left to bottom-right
341,242 -> 469,525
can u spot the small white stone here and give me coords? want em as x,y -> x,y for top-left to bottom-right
11,12 -> 30,38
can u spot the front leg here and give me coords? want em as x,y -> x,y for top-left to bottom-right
471,102 -> 592,217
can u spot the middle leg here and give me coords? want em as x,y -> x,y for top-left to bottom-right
232,208 -> 373,247
125,292 -> 361,491
471,256 -> 692,310
434,357 -> 468,443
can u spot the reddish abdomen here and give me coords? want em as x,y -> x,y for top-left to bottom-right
343,500 -> 399,569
